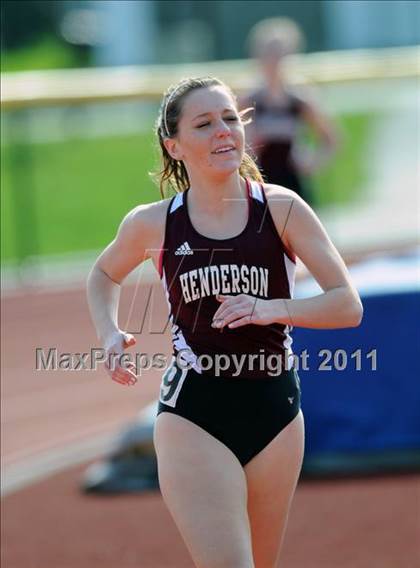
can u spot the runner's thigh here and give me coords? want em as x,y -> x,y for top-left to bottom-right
245,411 -> 305,568
154,413 -> 254,568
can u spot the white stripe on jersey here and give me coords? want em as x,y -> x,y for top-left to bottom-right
161,268 -> 202,373
169,192 -> 183,213
250,180 -> 264,202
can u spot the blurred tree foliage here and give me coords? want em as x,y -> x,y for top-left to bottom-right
1,1 -> 88,71
1,1 -> 60,49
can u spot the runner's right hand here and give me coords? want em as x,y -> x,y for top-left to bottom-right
103,331 -> 138,386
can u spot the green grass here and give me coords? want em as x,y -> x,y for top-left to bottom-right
1,112 -> 377,263
310,113 -> 374,206
1,133 -> 161,262
1,36 -> 80,73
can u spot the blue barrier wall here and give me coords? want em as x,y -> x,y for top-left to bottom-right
294,261 -> 420,457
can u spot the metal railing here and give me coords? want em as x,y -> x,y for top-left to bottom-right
2,46 -> 419,109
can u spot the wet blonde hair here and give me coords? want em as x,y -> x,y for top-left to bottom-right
154,76 -> 263,198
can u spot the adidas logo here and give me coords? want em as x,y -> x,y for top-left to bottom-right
288,396 -> 294,405
175,241 -> 194,256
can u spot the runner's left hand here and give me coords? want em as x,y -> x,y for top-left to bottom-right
211,294 -> 274,329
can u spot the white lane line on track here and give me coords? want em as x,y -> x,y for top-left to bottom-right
2,256 -> 159,297
1,400 -> 158,497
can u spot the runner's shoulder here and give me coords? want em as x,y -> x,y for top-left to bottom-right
263,183 -> 304,207
262,183 -> 312,239
117,197 -> 172,244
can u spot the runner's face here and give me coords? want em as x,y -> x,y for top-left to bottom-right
259,40 -> 286,76
168,86 -> 244,178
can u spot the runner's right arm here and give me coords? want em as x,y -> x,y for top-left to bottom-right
87,201 -> 166,385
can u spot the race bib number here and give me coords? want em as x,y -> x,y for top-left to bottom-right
159,359 -> 188,408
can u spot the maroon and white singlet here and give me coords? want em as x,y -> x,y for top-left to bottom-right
158,179 -> 296,378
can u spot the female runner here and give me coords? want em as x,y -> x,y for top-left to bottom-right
243,18 -> 337,205
87,76 -> 362,568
